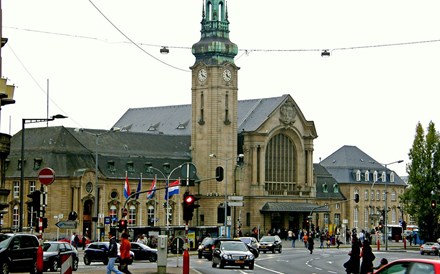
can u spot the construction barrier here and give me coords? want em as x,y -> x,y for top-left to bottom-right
60,253 -> 72,274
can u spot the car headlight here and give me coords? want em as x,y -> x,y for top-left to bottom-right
222,254 -> 232,259
248,254 -> 254,259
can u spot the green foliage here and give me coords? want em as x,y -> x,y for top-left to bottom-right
401,121 -> 440,241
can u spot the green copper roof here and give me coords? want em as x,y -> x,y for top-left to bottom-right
192,0 -> 238,65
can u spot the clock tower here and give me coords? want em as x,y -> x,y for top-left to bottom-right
191,0 -> 239,194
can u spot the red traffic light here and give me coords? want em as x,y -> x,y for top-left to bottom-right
184,195 -> 195,204
431,200 -> 437,209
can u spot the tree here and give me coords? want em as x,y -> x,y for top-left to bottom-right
401,121 -> 440,241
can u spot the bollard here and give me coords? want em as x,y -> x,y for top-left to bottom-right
36,245 -> 43,274
60,253 -> 72,274
183,249 -> 189,274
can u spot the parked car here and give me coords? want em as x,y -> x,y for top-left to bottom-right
83,242 -> 134,265
211,239 -> 254,270
130,242 -> 157,262
373,258 -> 440,273
258,235 -> 282,253
420,242 -> 440,255
58,235 -> 91,248
197,237 -> 216,260
42,241 -> 79,272
238,237 -> 259,258
0,233 -> 39,273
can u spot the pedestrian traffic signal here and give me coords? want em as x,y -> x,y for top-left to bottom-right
118,219 -> 127,232
27,190 -> 41,213
431,200 -> 437,209
215,166 -> 224,182
183,191 -> 200,221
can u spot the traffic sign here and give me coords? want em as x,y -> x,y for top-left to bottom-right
55,220 -> 77,229
104,217 -> 111,225
38,167 -> 55,185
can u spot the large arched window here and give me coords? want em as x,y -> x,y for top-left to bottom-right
147,205 -> 155,226
265,133 -> 296,182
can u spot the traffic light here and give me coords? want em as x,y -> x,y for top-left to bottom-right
118,219 -> 127,232
354,194 -> 359,203
42,217 -> 48,229
183,191 -> 200,222
431,200 -> 437,209
215,166 -> 224,182
27,190 -> 41,213
378,222 -> 383,232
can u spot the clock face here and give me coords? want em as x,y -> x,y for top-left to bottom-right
198,69 -> 207,82
86,182 -> 93,193
223,69 -> 232,82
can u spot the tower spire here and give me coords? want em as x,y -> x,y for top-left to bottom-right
192,0 -> 238,65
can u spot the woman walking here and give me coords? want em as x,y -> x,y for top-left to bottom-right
360,240 -> 375,274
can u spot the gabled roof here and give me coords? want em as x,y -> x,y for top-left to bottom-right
320,145 -> 405,185
113,95 -> 307,135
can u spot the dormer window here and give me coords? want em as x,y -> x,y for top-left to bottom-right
356,170 -> 361,181
145,162 -> 153,174
107,160 -> 116,172
373,171 -> 378,182
333,183 -> 339,193
126,161 -> 134,173
5,159 -> 10,171
33,158 -> 42,170
381,171 -> 386,182
18,159 -> 25,170
390,172 -> 395,183
322,183 -> 328,193
364,170 -> 369,182
148,122 -> 160,131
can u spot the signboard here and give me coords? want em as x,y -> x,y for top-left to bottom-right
104,217 -> 111,225
228,201 -> 244,207
228,196 -> 243,201
55,220 -> 77,229
38,167 -> 55,185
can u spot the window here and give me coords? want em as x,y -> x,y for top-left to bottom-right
390,172 -> 395,183
13,205 -> 19,228
391,191 -> 396,201
382,190 -> 386,201
126,162 -> 135,173
364,189 -> 369,201
107,161 -> 115,172
265,133 -> 297,183
33,158 -> 42,170
13,181 -> 19,199
370,191 -> 375,201
333,183 -> 339,193
376,190 -> 380,201
391,208 -> 396,224
29,181 -> 36,193
334,214 -> 340,226
322,183 -> 328,193
324,213 -> 329,225
381,171 -> 386,182
353,207 -> 358,229
147,205 -> 155,226
364,209 -> 369,229
335,203 -> 340,209
364,170 -> 369,181
129,205 -> 136,225
356,170 -> 361,181
373,171 -> 378,182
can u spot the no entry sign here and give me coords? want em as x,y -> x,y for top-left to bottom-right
38,167 -> 55,185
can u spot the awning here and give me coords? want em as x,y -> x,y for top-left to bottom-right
260,202 -> 330,213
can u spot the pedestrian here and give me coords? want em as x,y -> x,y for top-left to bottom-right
82,235 -> 87,250
291,231 -> 296,248
360,240 -> 375,274
287,229 -> 293,241
307,233 -> 314,254
336,234 -> 341,249
303,233 -> 308,248
119,232 -> 132,274
106,231 -> 123,274
343,235 -> 361,274
71,232 -> 76,247
320,233 -> 325,248
374,258 -> 388,270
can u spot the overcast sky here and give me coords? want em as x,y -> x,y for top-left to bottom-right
2,0 -> 439,177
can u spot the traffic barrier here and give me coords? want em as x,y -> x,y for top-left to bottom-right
60,253 -> 72,274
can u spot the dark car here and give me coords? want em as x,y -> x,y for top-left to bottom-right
211,239 -> 254,270
43,241 -> 79,272
130,242 -> 157,262
0,233 -> 39,273
258,235 -> 282,253
83,242 -> 134,265
197,237 -> 216,260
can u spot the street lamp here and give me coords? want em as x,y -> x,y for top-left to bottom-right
383,160 -> 403,251
76,128 -> 120,241
19,114 -> 67,232
209,153 -> 244,238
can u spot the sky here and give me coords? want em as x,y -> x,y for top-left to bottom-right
1,0 -> 440,177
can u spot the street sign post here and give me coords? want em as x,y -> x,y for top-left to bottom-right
55,220 -> 77,229
38,167 -> 55,185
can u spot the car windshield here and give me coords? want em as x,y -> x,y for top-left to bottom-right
240,238 -> 251,244
221,242 -> 248,252
0,234 -> 12,249
43,243 -> 59,252
260,236 -> 275,242
202,238 -> 212,244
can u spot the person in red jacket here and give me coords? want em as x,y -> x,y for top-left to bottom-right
119,232 -> 132,274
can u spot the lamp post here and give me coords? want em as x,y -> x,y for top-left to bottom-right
76,128 -> 120,241
209,154 -> 244,238
19,114 -> 67,232
383,160 -> 403,251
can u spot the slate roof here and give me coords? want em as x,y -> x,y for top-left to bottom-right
113,95 -> 297,135
320,145 -> 406,186
314,164 -> 347,200
260,202 -> 330,213
7,126 -> 191,180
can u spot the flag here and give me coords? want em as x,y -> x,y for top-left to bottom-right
135,174 -> 142,199
147,178 -> 156,200
164,180 -> 180,200
124,172 -> 131,199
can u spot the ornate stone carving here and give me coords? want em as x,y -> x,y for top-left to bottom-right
279,101 -> 296,126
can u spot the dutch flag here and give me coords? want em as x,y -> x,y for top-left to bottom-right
164,180 -> 180,200
124,172 -> 131,199
147,178 -> 156,200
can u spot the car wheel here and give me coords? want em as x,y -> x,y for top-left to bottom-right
50,259 -> 59,272
72,258 -> 79,271
149,254 -> 157,263
84,255 -> 91,265
249,263 -> 254,270
272,248 -> 275,254
1,262 -> 9,274
211,261 -> 217,268
219,260 -> 225,269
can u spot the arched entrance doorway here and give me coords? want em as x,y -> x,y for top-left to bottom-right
83,200 -> 92,239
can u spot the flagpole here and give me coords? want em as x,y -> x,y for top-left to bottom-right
166,176 -> 169,232
154,174 -> 157,227
139,173 -> 142,225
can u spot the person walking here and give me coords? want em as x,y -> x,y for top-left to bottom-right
106,231 -> 123,274
119,232 -> 132,274
343,235 -> 361,274
307,233 -> 314,254
360,240 -> 375,274
291,231 -> 296,248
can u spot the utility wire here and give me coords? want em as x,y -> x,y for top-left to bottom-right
88,0 -> 189,72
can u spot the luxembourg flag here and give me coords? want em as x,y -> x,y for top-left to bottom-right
164,180 -> 180,200
124,172 -> 131,199
146,178 -> 156,200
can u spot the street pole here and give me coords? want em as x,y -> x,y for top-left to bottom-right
19,115 -> 67,232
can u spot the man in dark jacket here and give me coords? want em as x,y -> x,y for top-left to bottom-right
107,231 -> 123,274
